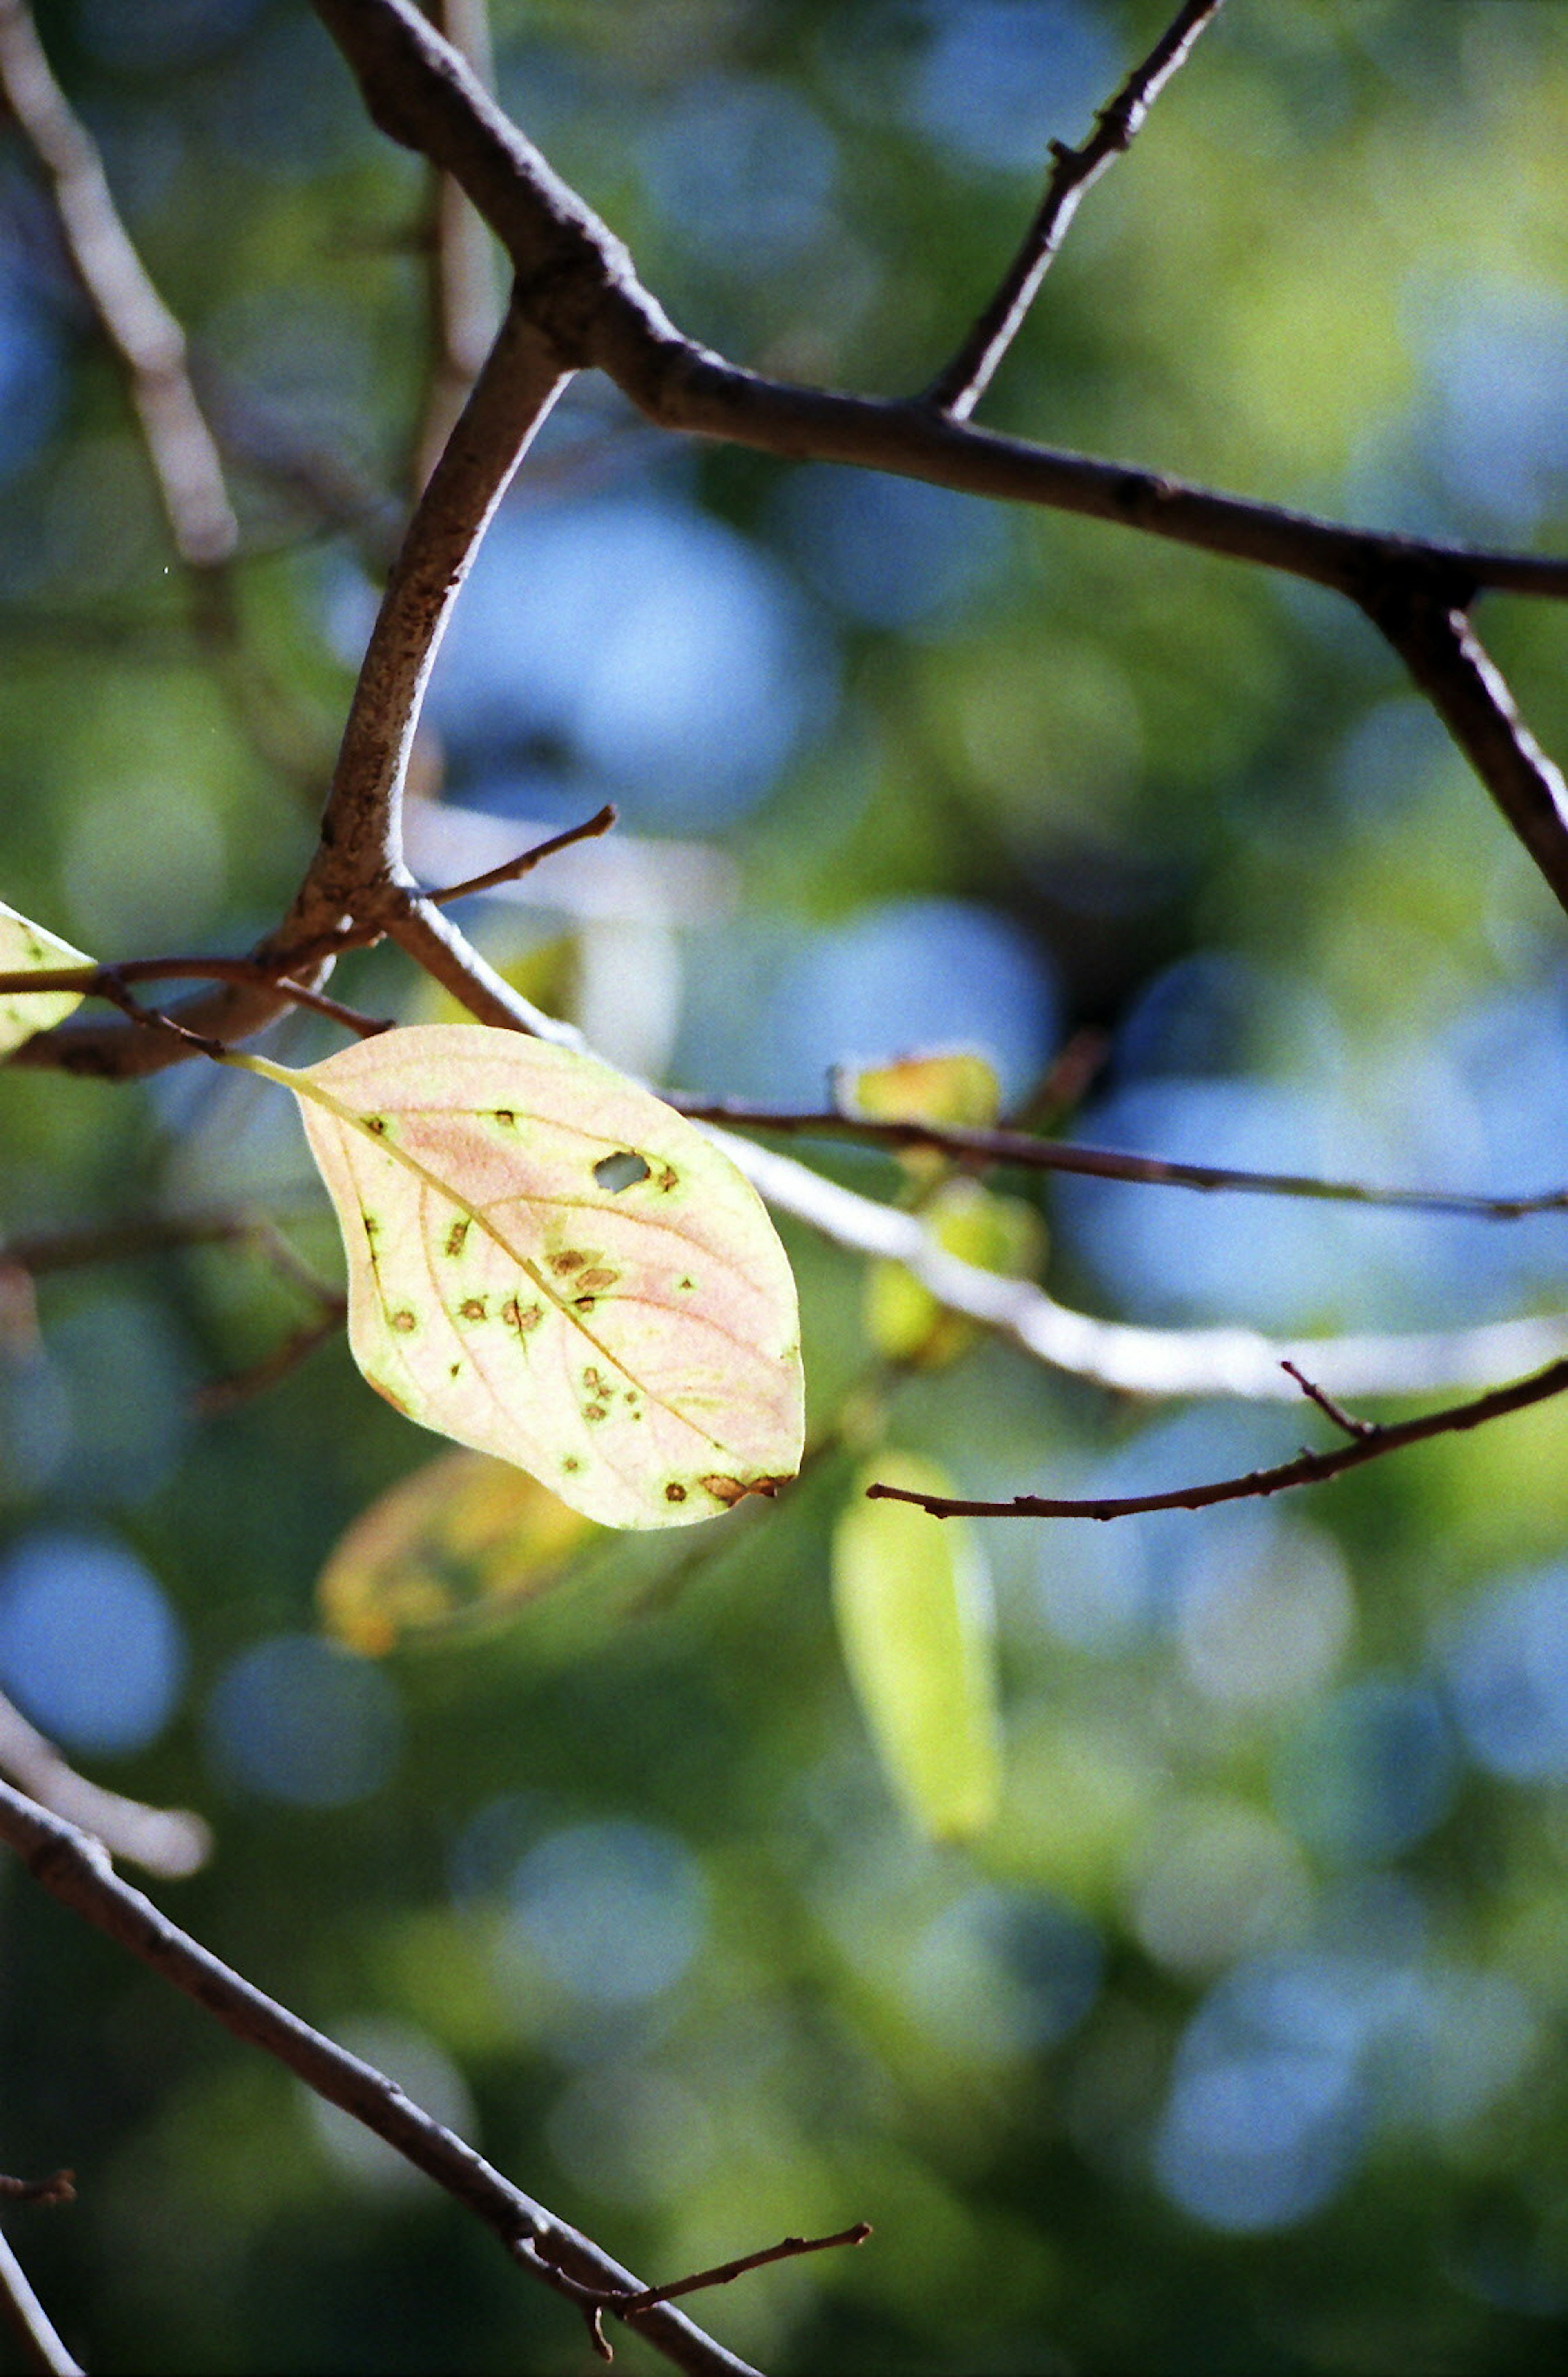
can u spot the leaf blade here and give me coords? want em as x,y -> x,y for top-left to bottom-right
0,902 -> 92,1056
832,1452 -> 1002,1841
319,1449 -> 597,1653
281,1025 -> 804,1529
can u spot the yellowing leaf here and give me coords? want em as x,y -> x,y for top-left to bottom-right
864,1178 -> 1045,1366
832,1452 -> 1002,1842
252,1025 -> 803,1530
0,902 -> 92,1056
320,1448 -> 595,1653
842,1049 -> 1001,1130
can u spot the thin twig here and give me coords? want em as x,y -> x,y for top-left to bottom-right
670,1098 -> 1568,1221
0,0 -> 236,566
0,2228 -> 81,2377
612,2223 -> 873,2315
866,1354 -> 1568,1521
0,1780 -> 758,2377
425,803 -> 618,904
925,0 -> 1227,419
1280,1359 -> 1374,1440
0,961 -> 392,1042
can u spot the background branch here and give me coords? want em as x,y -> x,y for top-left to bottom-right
0,1691 -> 209,1879
0,0 -> 236,568
414,0 -> 501,490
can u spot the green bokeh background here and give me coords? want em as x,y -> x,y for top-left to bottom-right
5,3 -> 1568,2370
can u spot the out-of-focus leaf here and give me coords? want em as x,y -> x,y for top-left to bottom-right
319,1448 -> 596,1653
242,1025 -> 803,1530
832,1451 -> 1001,1842
0,902 -> 91,1055
864,1177 -> 1045,1365
841,1048 -> 1002,1129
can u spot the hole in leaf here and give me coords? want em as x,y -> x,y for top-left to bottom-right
594,1150 -> 651,1193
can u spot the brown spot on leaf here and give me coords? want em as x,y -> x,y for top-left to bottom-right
583,1403 -> 607,1423
656,1165 -> 678,1193
445,1219 -> 470,1258
550,1250 -> 586,1276
699,1473 -> 786,1508
492,1108 -> 516,1127
365,1115 -> 387,1136
577,1267 -> 617,1292
391,1308 -> 417,1334
562,1456 -> 581,1474
573,1295 -> 597,1314
664,1482 -> 688,1504
459,1297 -> 487,1322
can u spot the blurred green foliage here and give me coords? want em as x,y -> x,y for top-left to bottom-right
5,2 -> 1568,2372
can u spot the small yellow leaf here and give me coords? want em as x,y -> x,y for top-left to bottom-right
832,1452 -> 1002,1842
842,1049 -> 1001,1130
257,1025 -> 804,1530
0,902 -> 92,1056
320,1448 -> 595,1653
864,1178 -> 1045,1366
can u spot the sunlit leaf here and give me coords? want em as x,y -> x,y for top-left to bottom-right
248,1025 -> 804,1530
832,1452 -> 1001,1841
864,1177 -> 1045,1366
841,1049 -> 1001,1129
319,1448 -> 596,1653
0,901 -> 92,1056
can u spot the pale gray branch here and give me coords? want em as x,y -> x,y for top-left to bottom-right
0,0 -> 236,567
0,2228 -> 81,2377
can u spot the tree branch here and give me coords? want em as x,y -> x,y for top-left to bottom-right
306,0 -> 1568,919
0,2228 -> 80,2377
924,0 -> 1228,419
719,1131 -> 1568,1403
866,1353 -> 1568,1521
0,1780 -> 759,2377
1371,595 -> 1568,917
670,1099 -> 1568,1221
